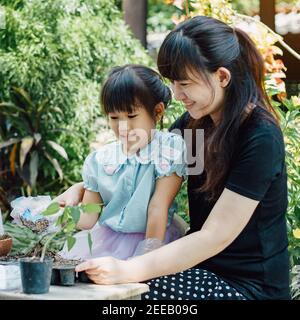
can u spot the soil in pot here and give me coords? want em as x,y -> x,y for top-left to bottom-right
51,265 -> 76,286
51,255 -> 81,286
52,255 -> 92,284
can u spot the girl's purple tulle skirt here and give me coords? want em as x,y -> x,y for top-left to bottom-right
59,221 -> 181,261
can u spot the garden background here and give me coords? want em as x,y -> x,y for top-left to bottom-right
0,0 -> 299,298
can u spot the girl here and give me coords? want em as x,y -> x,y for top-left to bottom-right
59,64 -> 187,261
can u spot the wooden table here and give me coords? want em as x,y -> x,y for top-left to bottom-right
0,282 -> 149,300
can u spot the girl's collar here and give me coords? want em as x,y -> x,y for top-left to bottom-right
117,129 -> 160,163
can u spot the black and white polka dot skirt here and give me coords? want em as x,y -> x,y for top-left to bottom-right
142,268 -> 247,300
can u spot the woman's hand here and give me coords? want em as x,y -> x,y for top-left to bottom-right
52,182 -> 84,207
75,257 -> 135,285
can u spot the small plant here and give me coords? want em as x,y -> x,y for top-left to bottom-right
28,202 -> 103,262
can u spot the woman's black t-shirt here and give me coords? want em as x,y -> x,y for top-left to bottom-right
169,107 -> 290,300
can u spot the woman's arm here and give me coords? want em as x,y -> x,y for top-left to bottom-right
128,188 -> 259,281
76,188 -> 259,284
146,174 -> 183,241
76,190 -> 103,230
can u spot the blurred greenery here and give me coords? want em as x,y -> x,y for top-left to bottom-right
147,0 -> 178,33
0,0 -> 152,208
275,98 -> 300,267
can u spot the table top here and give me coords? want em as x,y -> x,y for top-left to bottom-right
0,282 -> 149,300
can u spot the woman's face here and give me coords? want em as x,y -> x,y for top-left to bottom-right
170,69 -> 225,123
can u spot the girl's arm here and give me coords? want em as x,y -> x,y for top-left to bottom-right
76,190 -> 103,230
146,173 -> 183,241
52,182 -> 84,206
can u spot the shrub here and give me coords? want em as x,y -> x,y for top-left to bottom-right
0,0 -> 152,208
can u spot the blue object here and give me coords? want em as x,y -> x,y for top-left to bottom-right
82,130 -> 187,233
21,208 -> 44,222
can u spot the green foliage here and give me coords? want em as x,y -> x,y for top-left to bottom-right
0,87 -> 69,195
3,201 -> 103,260
274,97 -> 300,266
0,0 -> 152,208
230,0 -> 259,16
4,221 -> 40,256
39,201 -> 103,261
291,265 -> 300,300
147,0 -> 178,33
3,220 -> 66,256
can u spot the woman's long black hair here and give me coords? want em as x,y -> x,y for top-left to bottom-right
158,16 -> 278,199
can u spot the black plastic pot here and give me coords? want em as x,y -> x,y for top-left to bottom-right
19,257 -> 53,294
51,265 -> 76,286
51,267 -> 60,285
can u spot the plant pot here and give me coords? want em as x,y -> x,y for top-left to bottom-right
51,267 -> 60,285
77,271 -> 93,283
0,261 -> 21,290
51,265 -> 76,286
0,235 -> 13,257
19,257 -> 53,294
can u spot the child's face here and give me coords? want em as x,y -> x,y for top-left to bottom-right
108,107 -> 156,153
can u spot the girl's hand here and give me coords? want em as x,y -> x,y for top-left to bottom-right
52,182 -> 84,207
75,257 -> 134,285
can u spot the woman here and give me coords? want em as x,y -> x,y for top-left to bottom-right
57,16 -> 290,300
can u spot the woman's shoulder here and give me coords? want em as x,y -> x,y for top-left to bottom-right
236,106 -> 285,160
241,106 -> 283,142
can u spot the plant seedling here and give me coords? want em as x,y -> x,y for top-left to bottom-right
38,202 -> 103,262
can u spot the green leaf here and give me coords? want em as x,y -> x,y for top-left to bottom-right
70,207 -> 81,225
64,221 -> 76,233
42,202 -> 60,216
29,151 -> 39,187
44,151 -> 63,180
81,203 -> 102,214
20,136 -> 34,168
10,87 -> 33,111
67,236 -> 76,251
0,138 -> 21,149
0,102 -> 27,114
37,98 -> 49,114
55,214 -> 63,227
88,232 -> 93,255
60,208 -> 71,225
63,206 -> 72,217
34,133 -> 42,145
46,140 -> 68,160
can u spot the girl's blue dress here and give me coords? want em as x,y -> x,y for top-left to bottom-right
60,130 -> 187,260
